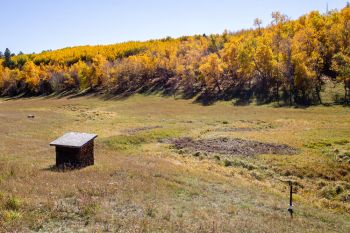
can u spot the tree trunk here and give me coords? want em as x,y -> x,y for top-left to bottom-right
276,81 -> 280,105
316,75 -> 322,104
316,85 -> 322,104
345,81 -> 349,104
289,82 -> 294,106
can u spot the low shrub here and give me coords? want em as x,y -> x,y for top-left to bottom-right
1,210 -> 22,222
5,196 -> 22,211
223,159 -> 232,167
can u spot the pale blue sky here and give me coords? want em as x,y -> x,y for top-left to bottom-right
1,0 -> 348,54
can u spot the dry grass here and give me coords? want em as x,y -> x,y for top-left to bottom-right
0,95 -> 349,232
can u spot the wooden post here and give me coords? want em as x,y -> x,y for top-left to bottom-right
288,181 -> 293,218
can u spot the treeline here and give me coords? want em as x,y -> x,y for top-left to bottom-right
1,7 -> 350,105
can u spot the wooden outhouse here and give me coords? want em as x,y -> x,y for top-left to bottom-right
50,132 -> 97,168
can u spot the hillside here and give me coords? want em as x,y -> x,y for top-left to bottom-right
0,7 -> 350,105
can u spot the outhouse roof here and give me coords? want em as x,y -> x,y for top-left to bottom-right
50,132 -> 97,148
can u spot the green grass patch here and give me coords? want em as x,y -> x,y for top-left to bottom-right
304,141 -> 332,149
104,128 -> 183,151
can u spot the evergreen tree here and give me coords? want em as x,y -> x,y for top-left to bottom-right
4,48 -> 12,68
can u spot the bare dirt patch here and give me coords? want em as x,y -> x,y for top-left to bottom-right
170,137 -> 298,156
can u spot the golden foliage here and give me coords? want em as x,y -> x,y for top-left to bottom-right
1,6 -> 350,104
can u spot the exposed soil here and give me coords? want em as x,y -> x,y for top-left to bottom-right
170,137 -> 298,156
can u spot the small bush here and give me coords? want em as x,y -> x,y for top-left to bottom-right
320,185 -> 344,200
214,155 -> 220,161
1,210 -> 22,222
223,159 -> 232,167
5,196 -> 22,211
193,152 -> 201,157
320,186 -> 337,200
222,121 -> 229,124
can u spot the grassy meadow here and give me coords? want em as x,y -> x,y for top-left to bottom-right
0,95 -> 349,232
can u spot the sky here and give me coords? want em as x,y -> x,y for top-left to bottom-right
1,0 -> 348,54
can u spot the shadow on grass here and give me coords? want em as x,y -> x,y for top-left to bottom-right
2,87 -> 349,108
42,164 -> 88,173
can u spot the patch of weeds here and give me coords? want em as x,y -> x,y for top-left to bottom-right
213,155 -> 220,161
172,186 -> 199,199
304,141 -> 332,149
5,196 -> 22,211
222,121 -> 229,124
80,202 -> 99,219
231,160 -> 257,170
1,210 -> 22,222
319,184 -> 346,200
250,171 -> 263,181
223,159 -> 232,167
257,122 -> 276,130
334,139 -> 349,145
145,206 -> 156,218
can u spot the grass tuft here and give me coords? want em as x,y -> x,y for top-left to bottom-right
5,196 -> 22,211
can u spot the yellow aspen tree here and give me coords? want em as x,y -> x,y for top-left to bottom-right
199,53 -> 225,93
22,61 -> 41,93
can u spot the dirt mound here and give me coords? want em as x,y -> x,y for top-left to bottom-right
171,137 -> 297,156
